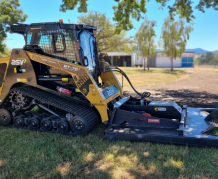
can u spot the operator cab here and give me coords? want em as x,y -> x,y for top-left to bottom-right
11,20 -> 99,79
11,20 -> 100,99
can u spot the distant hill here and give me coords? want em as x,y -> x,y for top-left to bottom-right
186,48 -> 209,54
156,48 -> 218,54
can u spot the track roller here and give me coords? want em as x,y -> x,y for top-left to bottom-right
13,111 -> 34,128
57,119 -> 69,133
29,113 -> 49,130
41,115 -> 57,131
0,108 -> 12,126
14,115 -> 25,128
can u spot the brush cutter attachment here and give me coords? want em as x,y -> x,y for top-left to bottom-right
105,98 -> 218,147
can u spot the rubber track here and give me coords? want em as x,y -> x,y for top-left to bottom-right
7,86 -> 100,134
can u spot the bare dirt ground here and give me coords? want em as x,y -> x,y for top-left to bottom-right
124,72 -> 218,108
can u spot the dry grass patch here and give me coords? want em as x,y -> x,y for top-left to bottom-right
56,162 -> 71,176
113,67 -> 218,87
115,68 -> 189,87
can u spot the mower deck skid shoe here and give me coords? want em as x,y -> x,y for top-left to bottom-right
105,99 -> 218,147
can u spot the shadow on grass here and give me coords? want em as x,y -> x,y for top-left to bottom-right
1,124 -> 218,179
124,89 -> 218,108
162,69 -> 187,74
118,68 -> 188,75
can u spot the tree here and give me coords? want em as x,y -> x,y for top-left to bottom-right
206,52 -> 215,62
134,18 -> 156,71
197,52 -> 218,66
215,52 -> 218,66
159,17 -> 193,71
60,0 -> 218,33
0,0 -> 27,53
77,10 -> 131,51
0,45 -> 11,57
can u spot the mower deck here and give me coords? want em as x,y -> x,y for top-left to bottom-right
105,99 -> 218,147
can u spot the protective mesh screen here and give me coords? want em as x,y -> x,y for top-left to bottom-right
32,29 -> 78,63
53,34 -> 64,52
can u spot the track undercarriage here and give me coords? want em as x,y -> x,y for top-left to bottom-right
0,86 -> 100,136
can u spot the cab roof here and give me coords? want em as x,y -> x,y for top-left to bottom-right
11,22 -> 97,35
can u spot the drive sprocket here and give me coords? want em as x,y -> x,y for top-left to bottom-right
9,91 -> 31,109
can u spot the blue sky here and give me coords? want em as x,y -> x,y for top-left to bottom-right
5,0 -> 218,51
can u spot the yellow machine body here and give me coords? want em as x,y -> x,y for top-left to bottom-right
0,50 -> 123,122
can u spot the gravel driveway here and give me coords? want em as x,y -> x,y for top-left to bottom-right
124,73 -> 218,108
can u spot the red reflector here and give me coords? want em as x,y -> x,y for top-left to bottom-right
148,119 -> 160,123
141,113 -> 151,116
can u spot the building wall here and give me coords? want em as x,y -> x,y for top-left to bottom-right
133,53 -> 156,67
156,52 -> 181,68
104,52 -> 131,67
102,51 -> 194,67
134,54 -> 146,66
156,57 -> 181,68
156,52 -> 194,68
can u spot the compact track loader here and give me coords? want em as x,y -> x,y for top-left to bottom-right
0,21 -> 218,147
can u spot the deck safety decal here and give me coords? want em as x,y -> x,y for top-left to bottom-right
155,107 -> 166,111
148,119 -> 160,123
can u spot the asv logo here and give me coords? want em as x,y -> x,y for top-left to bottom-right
107,88 -> 114,97
11,58 -> 26,65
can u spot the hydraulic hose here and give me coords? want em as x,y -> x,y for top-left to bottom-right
112,67 -> 151,99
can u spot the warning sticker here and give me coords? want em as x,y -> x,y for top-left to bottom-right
155,107 -> 166,111
148,119 -> 160,123
17,78 -> 27,82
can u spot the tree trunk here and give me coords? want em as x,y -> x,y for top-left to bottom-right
147,56 -> 150,70
171,57 -> 173,71
143,57 -> 146,71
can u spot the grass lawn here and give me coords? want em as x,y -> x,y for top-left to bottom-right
114,67 -> 189,87
1,67 -> 218,178
1,124 -> 218,179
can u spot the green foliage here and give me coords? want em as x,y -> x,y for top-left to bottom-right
197,52 -> 218,65
159,17 -> 193,71
60,0 -> 88,13
112,0 -> 147,33
60,0 -> 218,33
77,10 -> 131,51
0,45 -> 11,57
0,0 -> 27,53
135,17 -> 156,70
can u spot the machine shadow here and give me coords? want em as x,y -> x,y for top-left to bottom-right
124,89 -> 218,108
